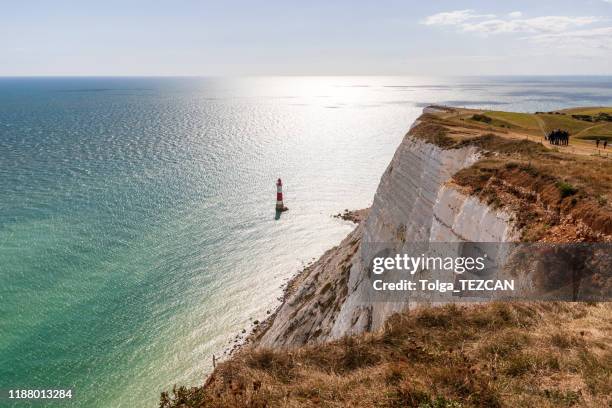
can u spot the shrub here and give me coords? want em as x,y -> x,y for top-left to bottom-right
472,114 -> 492,123
556,181 -> 578,198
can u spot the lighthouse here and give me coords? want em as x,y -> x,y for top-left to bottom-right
276,178 -> 288,212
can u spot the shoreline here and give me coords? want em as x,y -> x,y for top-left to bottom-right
254,208 -> 369,345
219,207 -> 370,358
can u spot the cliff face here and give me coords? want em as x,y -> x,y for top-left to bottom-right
330,136 -> 518,339
258,110 -> 519,347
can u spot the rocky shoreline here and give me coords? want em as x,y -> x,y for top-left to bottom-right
332,208 -> 370,224
220,207 -> 369,357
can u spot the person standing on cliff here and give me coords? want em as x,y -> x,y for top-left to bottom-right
596,138 -> 600,148
604,140 -> 608,150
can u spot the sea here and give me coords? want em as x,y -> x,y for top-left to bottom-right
1,76 -> 611,407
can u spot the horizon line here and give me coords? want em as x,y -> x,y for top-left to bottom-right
1,74 -> 612,78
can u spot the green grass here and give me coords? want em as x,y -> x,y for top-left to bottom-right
536,114 -> 594,134
561,107 -> 612,115
484,111 -> 540,130
571,123 -> 612,141
479,109 -> 612,141
468,113 -> 521,131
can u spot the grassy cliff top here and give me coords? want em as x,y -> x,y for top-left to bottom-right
410,106 -> 612,241
426,105 -> 612,144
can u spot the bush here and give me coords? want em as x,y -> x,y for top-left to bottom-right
556,181 -> 578,198
471,114 -> 492,123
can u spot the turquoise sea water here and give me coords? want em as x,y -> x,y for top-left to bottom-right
1,76 -> 611,407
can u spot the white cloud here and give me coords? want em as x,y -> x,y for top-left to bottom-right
422,9 -> 609,55
461,15 -> 600,34
422,9 -> 495,26
423,10 -> 598,34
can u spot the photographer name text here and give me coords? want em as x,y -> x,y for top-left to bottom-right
373,279 -> 515,293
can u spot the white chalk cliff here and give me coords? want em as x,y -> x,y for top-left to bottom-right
257,110 -> 519,348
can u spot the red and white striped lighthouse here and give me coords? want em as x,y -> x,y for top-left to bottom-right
276,178 -> 288,211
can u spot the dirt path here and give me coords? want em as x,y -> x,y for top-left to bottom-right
514,129 -> 610,158
534,115 -> 547,137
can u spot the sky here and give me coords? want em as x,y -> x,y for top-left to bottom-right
1,0 -> 612,76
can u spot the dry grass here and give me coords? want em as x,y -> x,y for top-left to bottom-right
408,116 -> 458,148
160,302 -> 611,408
450,134 -> 612,240
408,110 -> 612,240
